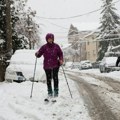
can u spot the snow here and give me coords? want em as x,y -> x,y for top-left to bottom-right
1,49 -> 91,120
0,75 -> 91,120
100,56 -> 118,66
0,39 -> 4,44
6,49 -> 44,81
1,49 -> 120,120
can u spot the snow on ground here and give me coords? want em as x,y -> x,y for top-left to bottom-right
69,68 -> 120,115
1,50 -> 91,120
71,68 -> 120,80
2,49 -> 120,120
0,71 -> 91,120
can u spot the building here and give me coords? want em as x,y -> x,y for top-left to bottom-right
68,22 -> 100,62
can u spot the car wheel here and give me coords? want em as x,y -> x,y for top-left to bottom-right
100,70 -> 103,73
99,67 -> 103,73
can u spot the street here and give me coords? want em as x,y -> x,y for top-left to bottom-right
63,69 -> 120,120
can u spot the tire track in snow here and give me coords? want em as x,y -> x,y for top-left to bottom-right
63,69 -> 120,93
67,73 -> 118,120
81,72 -> 120,93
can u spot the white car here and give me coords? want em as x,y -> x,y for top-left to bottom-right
99,56 -> 118,73
65,62 -> 73,69
80,60 -> 92,69
5,49 -> 44,83
71,62 -> 81,69
5,67 -> 26,83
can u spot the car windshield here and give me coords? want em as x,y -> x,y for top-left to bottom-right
16,72 -> 24,76
85,62 -> 91,64
72,62 -> 80,65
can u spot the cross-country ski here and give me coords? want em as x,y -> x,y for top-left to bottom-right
44,97 -> 57,103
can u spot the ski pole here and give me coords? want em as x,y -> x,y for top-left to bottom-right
30,57 -> 37,98
61,65 -> 72,98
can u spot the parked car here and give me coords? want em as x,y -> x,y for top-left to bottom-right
5,67 -> 26,83
5,49 -> 44,83
99,56 -> 119,73
64,62 -> 73,69
71,62 -> 81,69
80,60 -> 92,69
92,61 -> 101,68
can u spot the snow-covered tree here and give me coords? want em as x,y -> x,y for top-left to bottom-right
97,0 -> 120,60
67,24 -> 81,61
68,24 -> 78,36
0,0 -> 41,81
0,0 -> 29,53
8,0 -> 41,51
11,0 -> 29,52
0,0 -> 6,51
0,0 -> 6,82
15,6 -> 41,49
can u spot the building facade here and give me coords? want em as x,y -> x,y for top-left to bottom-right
68,23 -> 99,62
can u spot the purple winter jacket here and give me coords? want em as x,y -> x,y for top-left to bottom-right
36,42 -> 63,69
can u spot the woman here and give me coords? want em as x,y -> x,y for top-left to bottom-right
35,33 -> 63,98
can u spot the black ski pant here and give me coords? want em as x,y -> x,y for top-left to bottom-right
44,67 -> 59,96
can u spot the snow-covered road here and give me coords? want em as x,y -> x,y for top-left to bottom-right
1,68 -> 120,120
65,69 -> 120,120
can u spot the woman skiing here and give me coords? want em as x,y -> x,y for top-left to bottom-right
35,33 -> 63,98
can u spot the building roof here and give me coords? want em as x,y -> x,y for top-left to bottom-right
72,22 -> 100,31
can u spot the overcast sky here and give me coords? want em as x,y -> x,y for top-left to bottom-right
27,0 -> 120,44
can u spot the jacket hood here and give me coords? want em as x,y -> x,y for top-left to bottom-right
45,33 -> 54,42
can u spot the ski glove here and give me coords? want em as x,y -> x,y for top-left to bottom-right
35,52 -> 40,58
59,60 -> 63,65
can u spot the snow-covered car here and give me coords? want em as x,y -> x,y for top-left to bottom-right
5,68 -> 26,83
5,49 -> 44,83
99,56 -> 120,73
71,62 -> 81,69
80,60 -> 92,69
64,62 -> 73,69
92,61 -> 101,68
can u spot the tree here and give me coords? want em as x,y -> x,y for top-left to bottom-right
11,0 -> 29,52
97,0 -> 120,60
0,0 -> 41,82
0,0 -> 28,82
0,0 -> 6,51
0,0 -> 12,82
14,6 -> 41,49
